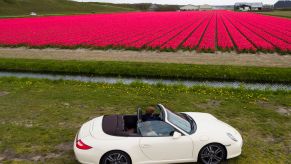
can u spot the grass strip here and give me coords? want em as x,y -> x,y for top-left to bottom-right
0,77 -> 290,163
0,58 -> 291,83
0,0 -> 136,18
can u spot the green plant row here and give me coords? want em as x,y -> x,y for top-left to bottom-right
0,0 -> 136,17
0,58 -> 291,83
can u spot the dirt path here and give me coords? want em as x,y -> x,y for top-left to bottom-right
0,47 -> 290,67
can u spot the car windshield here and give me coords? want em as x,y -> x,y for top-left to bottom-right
166,108 -> 192,134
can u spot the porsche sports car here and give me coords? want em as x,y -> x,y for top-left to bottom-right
74,104 -> 243,164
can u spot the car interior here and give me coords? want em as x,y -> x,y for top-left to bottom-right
123,115 -> 138,134
102,106 -> 164,137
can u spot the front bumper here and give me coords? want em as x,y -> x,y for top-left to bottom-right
225,135 -> 243,159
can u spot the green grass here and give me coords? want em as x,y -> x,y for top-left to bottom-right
0,0 -> 136,17
258,10 -> 291,18
0,77 -> 290,163
1,58 -> 291,83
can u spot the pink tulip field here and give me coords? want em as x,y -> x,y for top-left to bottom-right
0,10 -> 290,53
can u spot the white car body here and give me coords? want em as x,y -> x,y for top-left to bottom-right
74,104 -> 243,164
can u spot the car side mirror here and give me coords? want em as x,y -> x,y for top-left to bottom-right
172,131 -> 182,139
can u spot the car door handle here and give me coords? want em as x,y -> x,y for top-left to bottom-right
141,144 -> 151,148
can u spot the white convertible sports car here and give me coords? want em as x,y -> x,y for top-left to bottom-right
74,104 -> 243,164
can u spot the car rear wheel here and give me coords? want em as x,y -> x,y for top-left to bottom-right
100,150 -> 132,164
198,143 -> 226,164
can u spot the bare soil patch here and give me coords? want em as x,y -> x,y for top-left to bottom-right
55,142 -> 73,152
194,99 -> 222,109
0,47 -> 290,67
256,100 -> 291,116
0,91 -> 9,97
0,142 -> 73,162
277,107 -> 291,116
256,100 -> 273,109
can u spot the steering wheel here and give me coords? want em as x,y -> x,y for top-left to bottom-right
137,107 -> 143,123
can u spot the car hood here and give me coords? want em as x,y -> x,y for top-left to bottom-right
183,112 -> 239,135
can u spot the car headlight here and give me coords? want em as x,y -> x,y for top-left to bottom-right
227,132 -> 238,142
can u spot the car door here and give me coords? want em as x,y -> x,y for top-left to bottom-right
138,121 -> 193,161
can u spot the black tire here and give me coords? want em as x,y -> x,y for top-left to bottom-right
100,150 -> 132,164
198,143 -> 227,164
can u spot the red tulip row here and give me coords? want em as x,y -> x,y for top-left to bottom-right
182,14 -> 212,49
145,20 -> 193,49
217,15 -> 233,50
226,13 -> 291,51
222,15 -> 256,52
241,12 -> 291,38
228,14 -> 291,52
198,15 -> 216,51
226,15 -> 274,51
161,17 -> 205,50
0,11 -> 290,53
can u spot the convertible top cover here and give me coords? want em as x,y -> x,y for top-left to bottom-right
102,115 -> 124,136
102,115 -> 139,137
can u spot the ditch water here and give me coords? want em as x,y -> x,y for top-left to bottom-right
0,71 -> 290,91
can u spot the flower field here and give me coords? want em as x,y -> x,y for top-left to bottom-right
0,11 -> 290,53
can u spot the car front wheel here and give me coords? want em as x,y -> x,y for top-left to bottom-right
198,143 -> 226,164
100,150 -> 132,164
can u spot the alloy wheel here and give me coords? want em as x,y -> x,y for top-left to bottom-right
200,144 -> 225,164
104,153 -> 128,164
